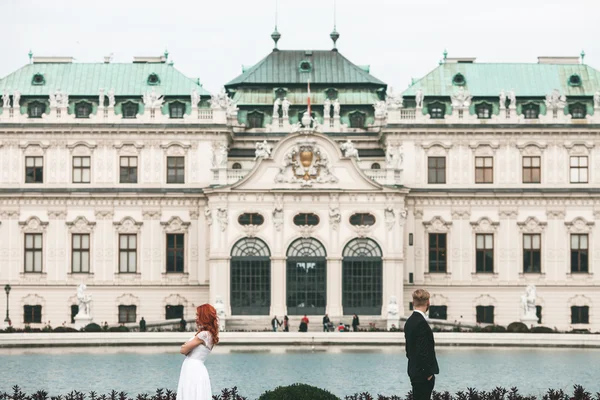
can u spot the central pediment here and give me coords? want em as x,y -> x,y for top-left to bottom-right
231,132 -> 383,191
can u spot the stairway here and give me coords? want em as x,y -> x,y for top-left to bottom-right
224,316 -> 389,332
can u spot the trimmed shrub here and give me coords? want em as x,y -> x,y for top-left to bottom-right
109,326 -> 130,332
84,323 -> 102,332
53,326 -> 79,333
530,326 -> 554,333
258,383 -> 340,400
482,325 -> 506,332
507,322 -> 530,333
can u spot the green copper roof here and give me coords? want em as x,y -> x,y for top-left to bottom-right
226,50 -> 386,86
232,88 -> 379,105
0,63 -> 210,96
402,63 -> 600,97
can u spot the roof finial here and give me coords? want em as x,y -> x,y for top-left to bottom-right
581,49 -> 586,64
271,0 -> 281,51
164,49 -> 169,60
330,0 -> 340,51
28,49 -> 33,64
443,49 -> 448,62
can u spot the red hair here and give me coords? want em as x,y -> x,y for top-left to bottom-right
196,304 -> 220,345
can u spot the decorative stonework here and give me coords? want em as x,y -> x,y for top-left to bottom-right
430,293 -> 449,306
160,141 -> 191,156
384,206 -> 396,231
161,216 -> 191,233
142,210 -> 162,220
163,294 -> 188,308
274,139 -> 338,187
113,217 -> 143,233
116,293 -> 140,306
498,209 -> 518,219
474,294 -> 497,306
242,224 -> 261,238
516,142 -> 547,156
423,216 -> 452,232
94,210 -> 114,220
296,224 -> 316,239
67,141 -> 97,155
564,217 -> 594,233
420,141 -> 452,156
204,208 -> 213,226
517,217 -> 547,233
352,224 -> 372,238
19,141 -> 49,155
189,209 -> 200,220
468,141 -> 500,155
66,216 -> 96,233
470,217 -> 499,232
568,294 -> 591,307
47,210 -> 67,220
546,209 -> 566,220
21,294 -> 45,307
216,208 -> 228,232
273,195 -> 284,232
451,209 -> 471,220
19,216 -> 48,232
414,208 -> 424,220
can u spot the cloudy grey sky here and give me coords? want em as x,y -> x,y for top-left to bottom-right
3,0 -> 600,93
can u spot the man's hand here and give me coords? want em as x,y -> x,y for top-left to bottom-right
427,375 -> 433,381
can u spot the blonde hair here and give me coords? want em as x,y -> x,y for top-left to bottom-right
412,289 -> 431,307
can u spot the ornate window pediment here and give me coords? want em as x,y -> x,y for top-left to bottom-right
516,142 -> 547,156
113,142 -> 145,154
348,111 -> 366,128
568,294 -> 591,307
21,293 -> 45,306
423,216 -> 452,232
247,111 -> 265,129
113,217 -> 143,233
517,217 -> 547,233
164,294 -> 188,307
66,216 -> 96,233
19,216 -> 48,232
20,141 -> 49,155
116,293 -> 140,306
430,293 -> 449,306
564,141 -> 594,155
421,141 -> 452,157
565,217 -> 594,233
160,216 -> 191,233
474,294 -> 496,306
67,141 -> 97,155
160,141 -> 190,156
469,141 -> 499,156
470,217 -> 499,232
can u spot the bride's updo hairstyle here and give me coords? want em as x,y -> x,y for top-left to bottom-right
196,304 -> 220,345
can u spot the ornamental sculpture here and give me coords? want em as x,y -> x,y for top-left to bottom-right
594,91 -> 600,109
12,90 -> 20,109
76,283 -> 92,317
212,143 -> 229,168
545,89 -> 566,111
2,90 -> 9,108
99,88 -> 105,108
450,87 -> 472,109
373,100 -> 387,118
275,139 -> 338,187
281,97 -> 291,119
507,89 -> 517,109
107,89 -> 115,108
520,284 -> 537,321
50,90 -> 69,108
499,90 -> 506,110
385,143 -> 403,170
340,139 -> 360,161
386,87 -> 403,109
415,89 -> 424,109
210,87 -> 238,117
142,88 -> 164,110
191,89 -> 200,108
255,140 -> 272,160
323,98 -> 332,119
272,98 -> 282,119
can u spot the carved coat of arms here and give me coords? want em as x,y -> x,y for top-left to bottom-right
275,139 -> 338,187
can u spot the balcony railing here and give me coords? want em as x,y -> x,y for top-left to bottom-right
364,169 -> 387,183
227,169 -> 250,183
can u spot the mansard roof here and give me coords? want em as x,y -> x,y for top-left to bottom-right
403,62 -> 600,97
226,50 -> 386,87
0,62 -> 211,96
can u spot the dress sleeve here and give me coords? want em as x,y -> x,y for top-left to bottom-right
196,331 -> 213,348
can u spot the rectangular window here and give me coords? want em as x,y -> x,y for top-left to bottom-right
570,234 -> 589,273
24,305 -> 42,324
427,157 -> 446,184
428,233 -> 447,273
571,306 -> 589,324
167,156 -> 185,184
166,233 -> 184,273
476,234 -> 494,273
71,234 -> 90,273
523,156 -> 541,183
71,305 -> 79,323
166,305 -> 184,320
120,156 -> 138,184
24,233 -> 43,272
119,234 -> 137,273
523,234 -> 541,273
25,156 -> 43,183
118,305 -> 137,323
475,157 -> 493,183
476,305 -> 494,324
73,156 -> 91,183
429,305 -> 447,320
570,156 -> 588,183
536,305 -> 542,324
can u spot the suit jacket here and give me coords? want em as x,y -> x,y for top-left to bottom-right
404,311 -> 440,382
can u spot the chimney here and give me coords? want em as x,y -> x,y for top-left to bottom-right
445,57 -> 476,64
538,56 -> 580,65
32,56 -> 74,64
133,55 -> 167,64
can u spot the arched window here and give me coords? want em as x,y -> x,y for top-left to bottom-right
286,238 -> 327,315
230,238 -> 271,315
349,111 -> 366,128
247,111 -> 264,129
342,238 -> 383,315
349,213 -> 376,226
475,103 -> 492,119
27,101 -> 46,118
232,162 -> 242,170
371,163 -> 381,170
569,103 -> 587,119
238,213 -> 264,226
75,102 -> 92,119
429,103 -> 445,119
147,73 -> 160,85
32,73 -> 45,85
522,103 -> 540,119
293,213 -> 320,226
452,73 -> 466,86
169,102 -> 185,119
122,102 -> 138,119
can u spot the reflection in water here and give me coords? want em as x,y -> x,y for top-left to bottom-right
0,346 -> 599,398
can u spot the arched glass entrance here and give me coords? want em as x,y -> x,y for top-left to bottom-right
342,238 -> 383,315
286,238 -> 327,315
230,238 -> 271,315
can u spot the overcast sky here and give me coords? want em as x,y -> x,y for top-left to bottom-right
3,0 -> 600,93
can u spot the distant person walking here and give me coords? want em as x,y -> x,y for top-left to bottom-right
322,313 -> 331,332
352,314 -> 360,332
271,316 -> 281,332
139,317 -> 146,332
283,315 -> 289,332
404,289 -> 439,400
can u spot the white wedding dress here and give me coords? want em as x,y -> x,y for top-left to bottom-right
176,331 -> 213,400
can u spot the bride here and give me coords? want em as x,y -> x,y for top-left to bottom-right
176,304 -> 220,400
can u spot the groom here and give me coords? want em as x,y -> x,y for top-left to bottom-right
404,289 -> 439,400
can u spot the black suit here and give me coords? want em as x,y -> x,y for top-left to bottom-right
404,311 -> 439,400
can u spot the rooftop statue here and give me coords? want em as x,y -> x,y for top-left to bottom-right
415,89 -> 424,109
107,89 -> 115,108
143,88 -> 164,110
507,89 -> 517,110
499,90 -> 506,110
340,139 -> 360,161
545,89 -> 566,111
2,90 -> 9,108
374,100 -> 387,118
333,99 -> 341,118
272,98 -> 282,119
594,91 -> 600,109
191,88 -> 200,108
255,140 -> 272,160
450,87 -> 472,109
323,98 -> 332,119
98,88 -> 105,108
386,87 -> 403,109
12,91 -> 20,109
281,97 -> 291,119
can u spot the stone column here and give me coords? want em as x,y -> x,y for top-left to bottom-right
271,256 -> 286,316
326,257 -> 343,318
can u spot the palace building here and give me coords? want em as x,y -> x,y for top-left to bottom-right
1,32 -> 600,331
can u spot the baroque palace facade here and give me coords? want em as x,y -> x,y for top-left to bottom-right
1,35 -> 600,331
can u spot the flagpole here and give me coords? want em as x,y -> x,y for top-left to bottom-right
307,78 -> 311,117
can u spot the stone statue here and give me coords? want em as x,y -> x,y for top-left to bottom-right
521,285 -> 537,319
545,89 -> 566,111
55,90 -> 69,108
323,98 -> 332,119
272,198 -> 284,231
255,140 -> 272,160
143,88 -> 164,110
49,92 -> 57,108
217,207 -> 228,232
216,143 -> 228,167
594,91 -> 600,109
386,143 -> 403,169
333,99 -> 341,118
384,206 -> 396,231
191,88 -> 200,108
387,295 -> 399,319
451,87 -> 472,108
415,89 -> 424,109
99,88 -> 105,108
386,87 -> 404,109
204,208 -> 213,225
499,90 -> 506,110
2,90 -> 9,108
340,139 -> 360,161
12,90 -> 20,109
281,97 -> 291,119
215,296 -> 226,327
507,89 -> 517,110
76,283 -> 92,317
373,100 -> 387,118
329,205 -> 341,230
107,89 -> 115,108
272,98 -> 282,119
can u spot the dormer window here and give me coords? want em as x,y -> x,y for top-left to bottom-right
326,88 -> 338,100
569,103 -> 586,119
452,73 -> 466,86
169,102 -> 185,119
475,103 -> 492,119
75,102 -> 92,119
348,111 -> 366,128
429,103 -> 446,119
275,88 -> 287,100
147,73 -> 160,85
232,163 -> 242,170
122,102 -> 138,119
32,73 -> 45,85
371,163 -> 381,170
28,101 -> 46,118
247,111 -> 264,129
522,103 -> 540,119
299,60 -> 312,73
568,74 -> 582,87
